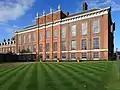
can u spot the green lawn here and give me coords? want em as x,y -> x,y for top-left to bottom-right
0,61 -> 120,90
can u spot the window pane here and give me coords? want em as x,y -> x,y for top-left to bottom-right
94,20 -> 99,33
46,30 -> 50,39
62,42 -> 66,51
46,54 -> 49,59
94,52 -> 99,58
82,53 -> 86,58
62,27 -> 66,41
72,40 -> 76,50
40,44 -> 43,52
94,38 -> 99,49
54,53 -> 57,59
28,34 -> 31,42
72,25 -> 76,37
33,44 -> 36,52
71,53 -> 76,59
40,32 -> 42,40
82,39 -> 86,50
28,45 -> 31,51
54,42 -> 57,51
54,30 -> 57,38
18,35 -> 21,44
82,23 -> 87,35
33,32 -> 36,42
46,43 -> 50,52
62,53 -> 66,59
24,35 -> 26,43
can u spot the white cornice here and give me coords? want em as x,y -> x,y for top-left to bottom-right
61,49 -> 108,53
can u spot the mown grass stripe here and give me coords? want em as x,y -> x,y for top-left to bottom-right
54,63 -> 97,89
37,63 -> 46,90
48,63 -> 86,90
64,63 -> 104,79
61,63 -> 102,82
0,64 -> 31,90
80,63 -> 107,72
26,63 -> 38,90
67,62 -> 107,72
0,68 -> 6,72
80,62 -> 108,68
0,64 -> 24,78
75,63 -> 106,73
69,62 -> 107,71
7,64 -> 32,90
17,63 -> 35,90
59,63 -> 106,90
0,64 -> 26,89
41,63 -> 57,90
44,63 -> 68,90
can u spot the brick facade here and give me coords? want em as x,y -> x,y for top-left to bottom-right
0,3 -> 115,60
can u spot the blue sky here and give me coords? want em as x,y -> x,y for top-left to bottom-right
0,0 -> 120,50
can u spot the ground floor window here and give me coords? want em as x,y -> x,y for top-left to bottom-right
71,53 -> 76,60
54,53 -> 57,59
39,54 -> 43,60
2,48 -> 4,52
12,48 -> 14,53
46,54 -> 49,59
33,44 -> 36,52
82,53 -> 86,58
93,52 -> 99,58
39,44 -> 43,52
62,53 -> 66,59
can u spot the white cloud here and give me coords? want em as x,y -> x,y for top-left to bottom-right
0,22 -> 20,37
0,0 -> 36,22
76,0 -> 120,12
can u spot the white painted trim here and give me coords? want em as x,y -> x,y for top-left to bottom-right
81,58 -> 87,60
93,58 -> 100,60
62,7 -> 110,22
39,52 -> 43,54
61,49 -> 108,53
17,7 -> 110,35
53,51 -> 57,53
0,44 -> 16,48
18,28 -> 37,34
71,58 -> 77,60
61,58 -> 66,60
46,52 -> 50,54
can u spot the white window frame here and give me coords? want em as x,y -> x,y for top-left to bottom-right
18,35 -> 21,44
62,27 -> 66,40
40,32 -> 42,40
54,29 -> 57,38
28,34 -> 31,43
71,40 -> 76,50
94,19 -> 99,33
71,25 -> 76,37
46,30 -> 50,39
82,23 -> 87,35
33,32 -> 36,42
24,35 -> 26,43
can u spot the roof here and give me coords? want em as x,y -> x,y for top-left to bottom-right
67,9 -> 100,18
16,7 -> 110,33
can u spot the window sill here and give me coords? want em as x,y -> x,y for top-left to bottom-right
81,58 -> 87,60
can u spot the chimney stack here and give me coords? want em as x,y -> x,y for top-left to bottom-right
82,2 -> 88,11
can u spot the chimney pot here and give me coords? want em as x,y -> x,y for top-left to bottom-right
82,2 -> 88,11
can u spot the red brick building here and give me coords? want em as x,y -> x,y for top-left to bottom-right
0,2 -> 115,60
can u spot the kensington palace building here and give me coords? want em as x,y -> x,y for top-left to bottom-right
0,2 -> 115,60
